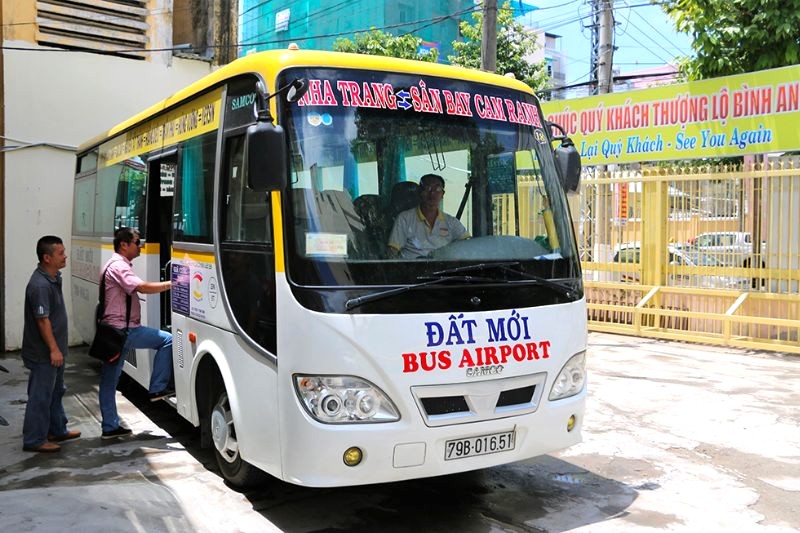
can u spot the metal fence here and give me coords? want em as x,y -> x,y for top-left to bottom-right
572,157 -> 800,354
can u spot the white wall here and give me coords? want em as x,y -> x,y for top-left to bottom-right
3,42 -> 213,350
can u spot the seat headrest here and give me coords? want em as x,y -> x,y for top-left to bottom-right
390,181 -> 419,216
353,194 -> 383,225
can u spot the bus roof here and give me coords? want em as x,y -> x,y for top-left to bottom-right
77,49 -> 537,154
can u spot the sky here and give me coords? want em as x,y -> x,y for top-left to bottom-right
517,0 -> 693,86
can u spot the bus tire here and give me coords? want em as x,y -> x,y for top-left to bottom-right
207,381 -> 266,489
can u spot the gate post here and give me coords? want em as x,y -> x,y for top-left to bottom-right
641,176 -> 668,287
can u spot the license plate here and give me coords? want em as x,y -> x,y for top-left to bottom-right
444,430 -> 516,460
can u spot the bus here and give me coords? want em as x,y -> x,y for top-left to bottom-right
71,48 -> 586,488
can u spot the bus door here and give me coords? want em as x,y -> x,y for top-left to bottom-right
146,152 -> 177,332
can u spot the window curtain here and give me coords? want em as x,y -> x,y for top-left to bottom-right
181,137 -> 207,237
343,149 -> 359,199
379,138 -> 407,200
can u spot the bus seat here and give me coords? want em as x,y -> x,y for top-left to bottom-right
291,188 -> 319,255
318,189 -> 365,256
291,188 -> 318,227
388,181 -> 420,219
354,194 -> 389,258
318,190 -> 363,234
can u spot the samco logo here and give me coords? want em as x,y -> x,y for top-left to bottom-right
401,311 -> 551,375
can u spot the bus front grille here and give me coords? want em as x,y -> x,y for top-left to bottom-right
496,385 -> 536,407
411,372 -> 546,427
420,395 -> 470,416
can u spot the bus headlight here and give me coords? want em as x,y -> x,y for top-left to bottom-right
294,375 -> 400,423
319,390 -> 343,417
549,351 -> 586,400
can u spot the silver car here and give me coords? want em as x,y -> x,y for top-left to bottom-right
687,231 -> 765,267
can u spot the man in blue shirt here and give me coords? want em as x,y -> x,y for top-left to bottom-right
21,235 -> 80,453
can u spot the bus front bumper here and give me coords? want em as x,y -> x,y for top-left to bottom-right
273,392 -> 585,487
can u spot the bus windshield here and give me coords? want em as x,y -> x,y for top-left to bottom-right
280,68 -> 579,288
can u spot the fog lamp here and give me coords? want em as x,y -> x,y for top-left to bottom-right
567,415 -> 577,432
343,447 -> 363,467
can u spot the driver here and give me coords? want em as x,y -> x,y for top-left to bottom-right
388,174 -> 469,259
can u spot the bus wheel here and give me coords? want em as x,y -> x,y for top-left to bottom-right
208,386 -> 265,488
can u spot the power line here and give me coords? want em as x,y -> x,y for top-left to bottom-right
242,0 -> 361,44
2,6 -> 475,55
243,6 -> 474,47
397,7 -> 475,39
533,0 -> 671,33
630,4 -> 689,54
540,69 -> 677,93
616,4 -> 675,58
616,9 -> 674,65
241,0 -> 352,31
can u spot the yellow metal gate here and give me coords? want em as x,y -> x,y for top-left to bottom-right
572,158 -> 800,354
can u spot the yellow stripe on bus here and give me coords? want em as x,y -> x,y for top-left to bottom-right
172,249 -> 216,263
71,240 -> 160,254
100,88 -> 222,168
272,191 -> 285,273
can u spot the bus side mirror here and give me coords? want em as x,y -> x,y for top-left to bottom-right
554,138 -> 581,193
548,121 -> 582,193
245,121 -> 287,192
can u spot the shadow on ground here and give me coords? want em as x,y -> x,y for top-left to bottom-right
115,365 -> 637,533
2,351 -> 637,533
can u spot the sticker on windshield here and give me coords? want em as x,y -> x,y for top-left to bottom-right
307,112 -> 322,127
306,233 -> 348,256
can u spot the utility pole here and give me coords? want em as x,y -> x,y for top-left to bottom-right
481,0 -> 498,72
589,0 -> 614,95
588,0 -> 600,94
590,0 -> 616,268
597,0 -> 614,94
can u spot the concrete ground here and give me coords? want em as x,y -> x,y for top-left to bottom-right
0,354 -> 277,532
0,332 -> 798,532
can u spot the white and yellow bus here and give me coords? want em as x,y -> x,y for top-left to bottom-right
71,48 -> 586,487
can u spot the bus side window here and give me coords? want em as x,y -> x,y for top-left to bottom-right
220,134 -> 277,354
95,157 -> 147,235
73,174 -> 96,235
224,135 -> 271,243
174,131 -> 217,242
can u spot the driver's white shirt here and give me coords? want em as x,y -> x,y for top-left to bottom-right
388,207 -> 469,259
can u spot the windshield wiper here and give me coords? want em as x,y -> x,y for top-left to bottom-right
344,274 -> 495,311
431,262 -> 577,299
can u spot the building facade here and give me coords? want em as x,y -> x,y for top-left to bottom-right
0,0 -> 218,349
239,0 -> 474,62
530,30 -> 566,98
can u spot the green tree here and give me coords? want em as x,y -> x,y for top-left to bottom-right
448,1 -> 548,91
663,0 -> 800,80
333,28 -> 438,62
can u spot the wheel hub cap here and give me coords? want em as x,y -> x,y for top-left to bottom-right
211,407 -> 229,453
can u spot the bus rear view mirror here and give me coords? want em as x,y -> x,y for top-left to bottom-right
554,139 -> 581,193
548,121 -> 582,193
285,78 -> 309,103
246,121 -> 287,192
